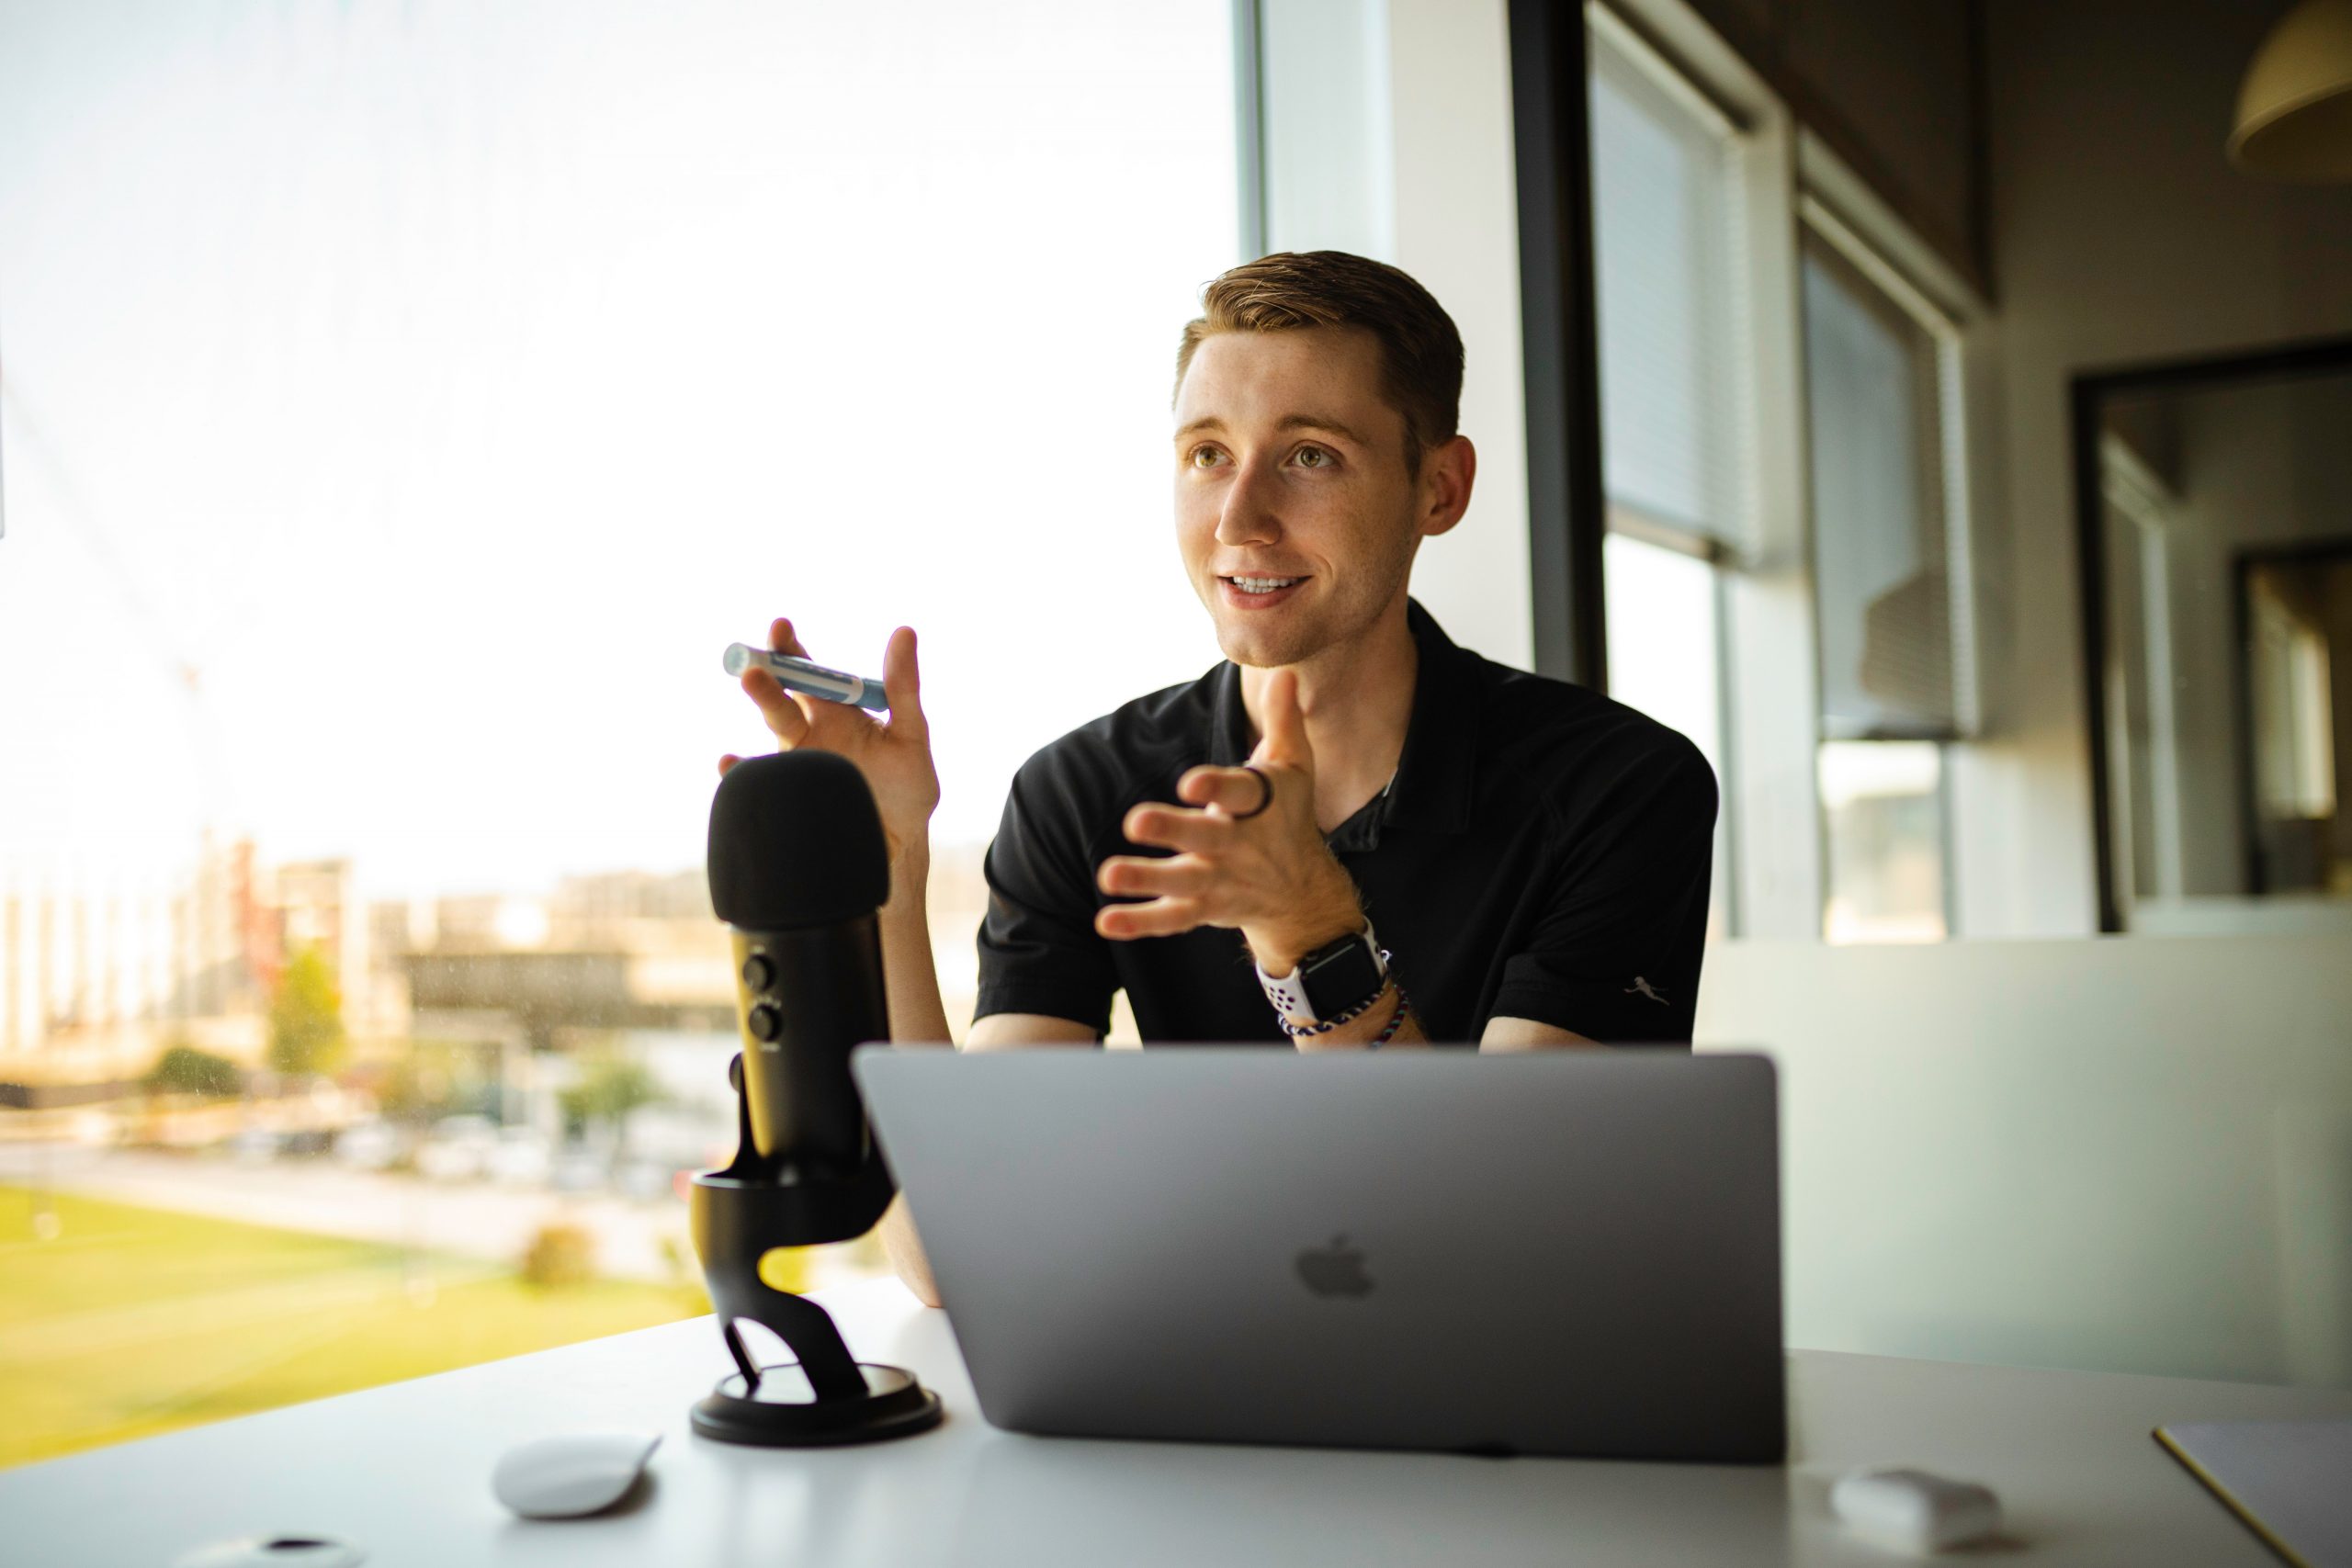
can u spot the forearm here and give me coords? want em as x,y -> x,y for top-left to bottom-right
1478,1016 -> 1600,1051
878,1195 -> 941,1306
873,846 -> 950,1304
1288,989 -> 1604,1051
876,843 -> 954,1046
1242,862 -> 1422,1051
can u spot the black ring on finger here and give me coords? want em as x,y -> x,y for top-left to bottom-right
1233,763 -> 1274,820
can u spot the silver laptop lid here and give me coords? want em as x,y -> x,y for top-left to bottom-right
854,1048 -> 1783,1463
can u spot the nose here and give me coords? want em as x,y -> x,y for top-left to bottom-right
1215,456 -> 1283,549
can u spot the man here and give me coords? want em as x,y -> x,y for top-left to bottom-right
722,251 -> 1716,1303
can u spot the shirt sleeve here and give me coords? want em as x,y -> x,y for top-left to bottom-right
973,747 -> 1119,1037
1487,734 -> 1718,1045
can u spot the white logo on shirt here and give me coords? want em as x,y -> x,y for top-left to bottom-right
1623,976 -> 1669,1006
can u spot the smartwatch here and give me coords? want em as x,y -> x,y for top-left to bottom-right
1256,922 -> 1389,1028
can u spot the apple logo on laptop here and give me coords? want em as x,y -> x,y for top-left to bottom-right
1295,1234 -> 1374,1298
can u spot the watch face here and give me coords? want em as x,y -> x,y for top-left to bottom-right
1299,933 -> 1384,1020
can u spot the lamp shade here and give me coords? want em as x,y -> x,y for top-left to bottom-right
2230,0 -> 2352,181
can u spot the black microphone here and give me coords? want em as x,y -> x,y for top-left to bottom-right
707,748 -> 890,1201
692,747 -> 941,1444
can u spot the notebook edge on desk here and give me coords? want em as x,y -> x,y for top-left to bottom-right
2154,1421 -> 2336,1568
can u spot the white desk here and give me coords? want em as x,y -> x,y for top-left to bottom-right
7,1278 -> 2348,1568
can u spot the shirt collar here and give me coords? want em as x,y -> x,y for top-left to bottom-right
1205,597 -> 1477,843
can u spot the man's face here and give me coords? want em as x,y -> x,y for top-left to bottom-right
1171,326 -> 1427,670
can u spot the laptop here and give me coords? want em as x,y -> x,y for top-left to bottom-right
853,1048 -> 1783,1463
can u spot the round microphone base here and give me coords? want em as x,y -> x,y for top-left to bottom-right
691,1362 -> 944,1447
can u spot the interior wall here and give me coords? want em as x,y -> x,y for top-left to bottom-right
1384,0 -> 1534,674
1261,0 -> 1394,263
1258,0 -> 1535,671
1965,0 -> 2352,934
1676,0 -> 1981,284
1698,935 -> 2352,1385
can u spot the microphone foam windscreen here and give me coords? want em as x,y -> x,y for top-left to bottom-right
707,750 -> 891,929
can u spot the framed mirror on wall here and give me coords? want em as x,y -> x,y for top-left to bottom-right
2074,335 -> 2352,935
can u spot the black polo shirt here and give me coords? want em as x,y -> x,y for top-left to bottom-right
974,599 -> 1716,1046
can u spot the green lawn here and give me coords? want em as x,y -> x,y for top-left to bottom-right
0,1184 -> 707,1468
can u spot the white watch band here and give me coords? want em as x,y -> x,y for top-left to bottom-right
1255,921 -> 1385,1027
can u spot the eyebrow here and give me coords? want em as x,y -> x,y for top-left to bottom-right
1172,413 -> 1371,445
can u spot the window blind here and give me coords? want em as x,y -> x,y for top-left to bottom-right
1588,35 -> 1748,547
1802,234 -> 1961,739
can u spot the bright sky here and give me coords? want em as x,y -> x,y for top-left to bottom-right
0,0 -> 1238,900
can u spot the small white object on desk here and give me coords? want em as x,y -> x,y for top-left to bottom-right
1831,1466 -> 2004,1553
491,1430 -> 662,1519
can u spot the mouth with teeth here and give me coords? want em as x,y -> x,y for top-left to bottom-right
1220,573 -> 1309,606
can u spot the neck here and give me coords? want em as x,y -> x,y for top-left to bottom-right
1240,593 -> 1419,833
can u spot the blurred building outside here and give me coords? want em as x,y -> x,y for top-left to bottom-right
0,836 -> 1008,1288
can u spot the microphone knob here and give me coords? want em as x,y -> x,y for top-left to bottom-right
748,1003 -> 784,1043
741,953 -> 775,992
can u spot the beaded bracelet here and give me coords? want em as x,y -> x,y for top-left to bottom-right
1276,977 -> 1388,1039
1279,977 -> 1412,1046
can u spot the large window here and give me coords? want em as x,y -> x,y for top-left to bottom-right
1588,17 -> 1751,938
0,0 -> 1238,1464
1799,216 -> 1973,942
1818,739 -> 1951,944
1585,6 -> 1978,946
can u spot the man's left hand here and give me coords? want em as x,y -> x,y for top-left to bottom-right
1094,670 -> 1364,975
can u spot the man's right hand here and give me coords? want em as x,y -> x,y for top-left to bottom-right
719,617 -> 938,870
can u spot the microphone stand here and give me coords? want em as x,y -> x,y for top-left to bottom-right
687,1053 -> 944,1446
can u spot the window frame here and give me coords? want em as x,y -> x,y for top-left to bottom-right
1583,0 -> 1822,940
1584,7 -> 1764,938
1582,0 -> 1998,943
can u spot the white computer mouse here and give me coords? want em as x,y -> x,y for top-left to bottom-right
1830,1465 -> 2002,1552
492,1430 -> 663,1519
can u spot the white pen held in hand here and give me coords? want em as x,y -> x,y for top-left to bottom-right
722,643 -> 890,712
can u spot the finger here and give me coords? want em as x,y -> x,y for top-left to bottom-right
770,616 -> 810,660
1097,853 -> 1212,899
882,626 -> 927,742
1095,896 -> 1204,942
741,668 -> 812,748
1176,764 -> 1276,818
1252,669 -> 1314,774
1122,802 -> 1226,854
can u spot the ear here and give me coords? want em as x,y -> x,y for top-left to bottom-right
1417,435 -> 1476,539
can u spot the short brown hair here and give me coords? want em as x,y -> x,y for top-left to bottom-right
1174,251 -> 1464,475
